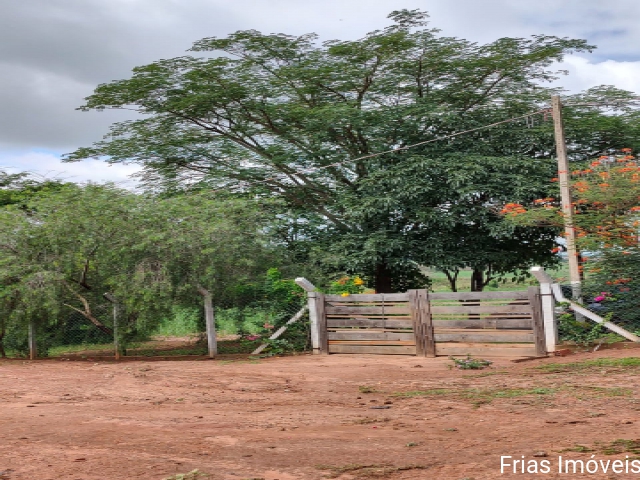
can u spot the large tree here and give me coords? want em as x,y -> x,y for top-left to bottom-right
65,10 -> 639,291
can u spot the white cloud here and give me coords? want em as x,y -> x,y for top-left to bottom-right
0,151 -> 140,186
0,0 -> 639,182
554,56 -> 640,93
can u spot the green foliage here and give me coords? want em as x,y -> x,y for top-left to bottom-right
557,313 -> 606,346
0,183 -> 282,356
325,275 -> 366,295
64,9 -> 637,292
536,357 -> 640,373
449,355 -> 493,370
582,248 -> 640,331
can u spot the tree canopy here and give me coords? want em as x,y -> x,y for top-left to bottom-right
65,9 -> 640,291
0,182 -> 279,353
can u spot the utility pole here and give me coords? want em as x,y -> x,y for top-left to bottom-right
551,95 -> 582,305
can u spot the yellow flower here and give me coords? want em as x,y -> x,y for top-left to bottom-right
353,277 -> 364,286
341,292 -> 350,297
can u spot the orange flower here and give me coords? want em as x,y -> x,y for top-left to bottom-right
550,177 -> 559,182
599,171 -> 610,179
621,148 -> 633,153
631,206 -> 640,212
599,183 -> 610,188
591,160 -> 602,167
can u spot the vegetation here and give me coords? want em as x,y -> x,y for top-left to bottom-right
64,9 -> 639,292
504,149 -> 640,330
2,10 -> 639,355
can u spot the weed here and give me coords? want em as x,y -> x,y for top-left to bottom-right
392,389 -> 453,398
560,445 -> 594,453
463,371 -> 509,378
316,463 -> 426,479
359,386 -> 377,394
450,355 -> 492,370
353,417 -> 390,425
392,386 -> 555,403
537,357 -> 640,373
572,386 -> 632,397
164,470 -> 211,480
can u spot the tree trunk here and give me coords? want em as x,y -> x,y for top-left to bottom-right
470,268 -> 485,292
444,270 -> 459,292
374,262 -> 394,293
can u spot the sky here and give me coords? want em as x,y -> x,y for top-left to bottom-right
1,0 -> 639,184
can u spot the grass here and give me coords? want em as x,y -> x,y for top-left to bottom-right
47,343 -> 115,356
358,385 -> 378,394
462,370 -> 509,378
392,389 -> 454,398
164,470 -> 211,480
392,387 -> 555,401
392,383 -> 632,405
426,262 -> 570,292
316,463 -> 426,479
536,357 -> 640,373
561,439 -> 640,456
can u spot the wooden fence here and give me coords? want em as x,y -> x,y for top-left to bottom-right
312,287 -> 546,357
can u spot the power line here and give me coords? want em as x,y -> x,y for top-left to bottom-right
230,107 -> 550,190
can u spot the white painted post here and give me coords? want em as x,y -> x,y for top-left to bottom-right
530,267 -> 557,353
197,286 -> 217,358
295,277 -> 320,355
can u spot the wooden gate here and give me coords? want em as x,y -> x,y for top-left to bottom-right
317,287 -> 545,357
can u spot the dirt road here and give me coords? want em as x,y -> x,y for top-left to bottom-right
1,350 -> 639,479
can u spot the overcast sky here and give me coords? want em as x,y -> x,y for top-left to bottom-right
1,0 -> 639,184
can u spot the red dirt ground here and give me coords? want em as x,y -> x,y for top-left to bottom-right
1,350 -> 640,480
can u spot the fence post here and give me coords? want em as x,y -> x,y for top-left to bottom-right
197,286 -> 217,358
28,319 -> 37,360
530,267 -> 557,353
104,293 -> 121,360
295,278 -> 322,355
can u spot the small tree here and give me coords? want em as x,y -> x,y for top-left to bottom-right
503,148 -> 640,330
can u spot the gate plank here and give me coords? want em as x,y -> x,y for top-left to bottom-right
431,305 -> 533,314
328,340 -> 415,346
328,344 -> 416,355
419,289 -> 436,357
324,293 -> 409,302
327,319 -> 414,329
328,332 -> 415,341
408,290 -> 424,357
528,286 -> 547,356
326,306 -> 411,315
429,291 -> 529,300
433,319 -> 532,329
316,292 -> 328,355
434,331 -> 534,343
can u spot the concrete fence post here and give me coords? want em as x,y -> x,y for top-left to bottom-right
295,278 -> 321,355
530,267 -> 558,353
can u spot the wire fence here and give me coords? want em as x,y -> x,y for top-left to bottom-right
1,281 -> 308,360
558,283 -> 640,335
